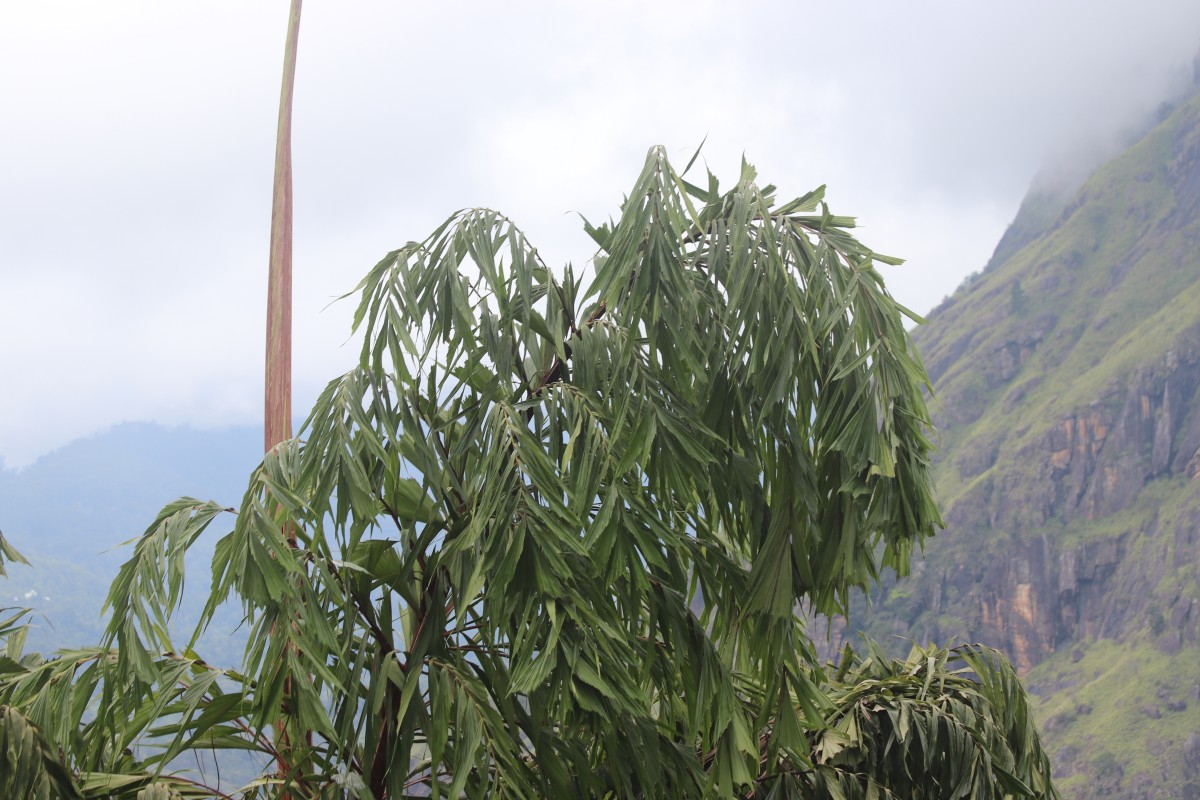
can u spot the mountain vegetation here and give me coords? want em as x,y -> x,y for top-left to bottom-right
845,77 -> 1200,800
0,149 -> 1058,798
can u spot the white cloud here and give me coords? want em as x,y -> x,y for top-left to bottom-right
3,0 -> 1200,466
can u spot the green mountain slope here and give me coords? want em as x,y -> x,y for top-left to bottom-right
850,89 -> 1200,799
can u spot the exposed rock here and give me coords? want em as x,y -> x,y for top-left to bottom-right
985,321 -> 1052,386
1053,744 -> 1080,779
1184,732 -> 1200,776
1184,732 -> 1200,800
954,432 -> 1001,478
906,332 -> 1200,671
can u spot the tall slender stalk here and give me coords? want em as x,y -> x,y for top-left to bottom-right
266,0 -> 302,460
266,2 -> 303,796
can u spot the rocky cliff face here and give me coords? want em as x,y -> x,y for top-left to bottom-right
848,87 -> 1200,799
926,336 -> 1200,672
967,330 -> 1200,529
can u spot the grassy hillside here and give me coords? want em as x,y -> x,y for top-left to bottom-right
848,87 -> 1200,799
1026,640 -> 1199,799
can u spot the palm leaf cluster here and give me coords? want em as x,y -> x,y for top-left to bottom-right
0,148 -> 1056,798
804,642 -> 1058,799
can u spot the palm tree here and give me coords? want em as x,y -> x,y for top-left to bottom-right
0,148 -> 1058,799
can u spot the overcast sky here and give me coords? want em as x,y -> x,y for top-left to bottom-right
3,1 -> 1200,469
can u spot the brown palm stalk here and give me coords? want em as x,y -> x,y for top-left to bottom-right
265,1 -> 303,796
266,0 -> 302,458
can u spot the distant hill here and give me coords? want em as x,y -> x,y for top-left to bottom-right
0,422 -> 261,655
846,84 -> 1200,798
